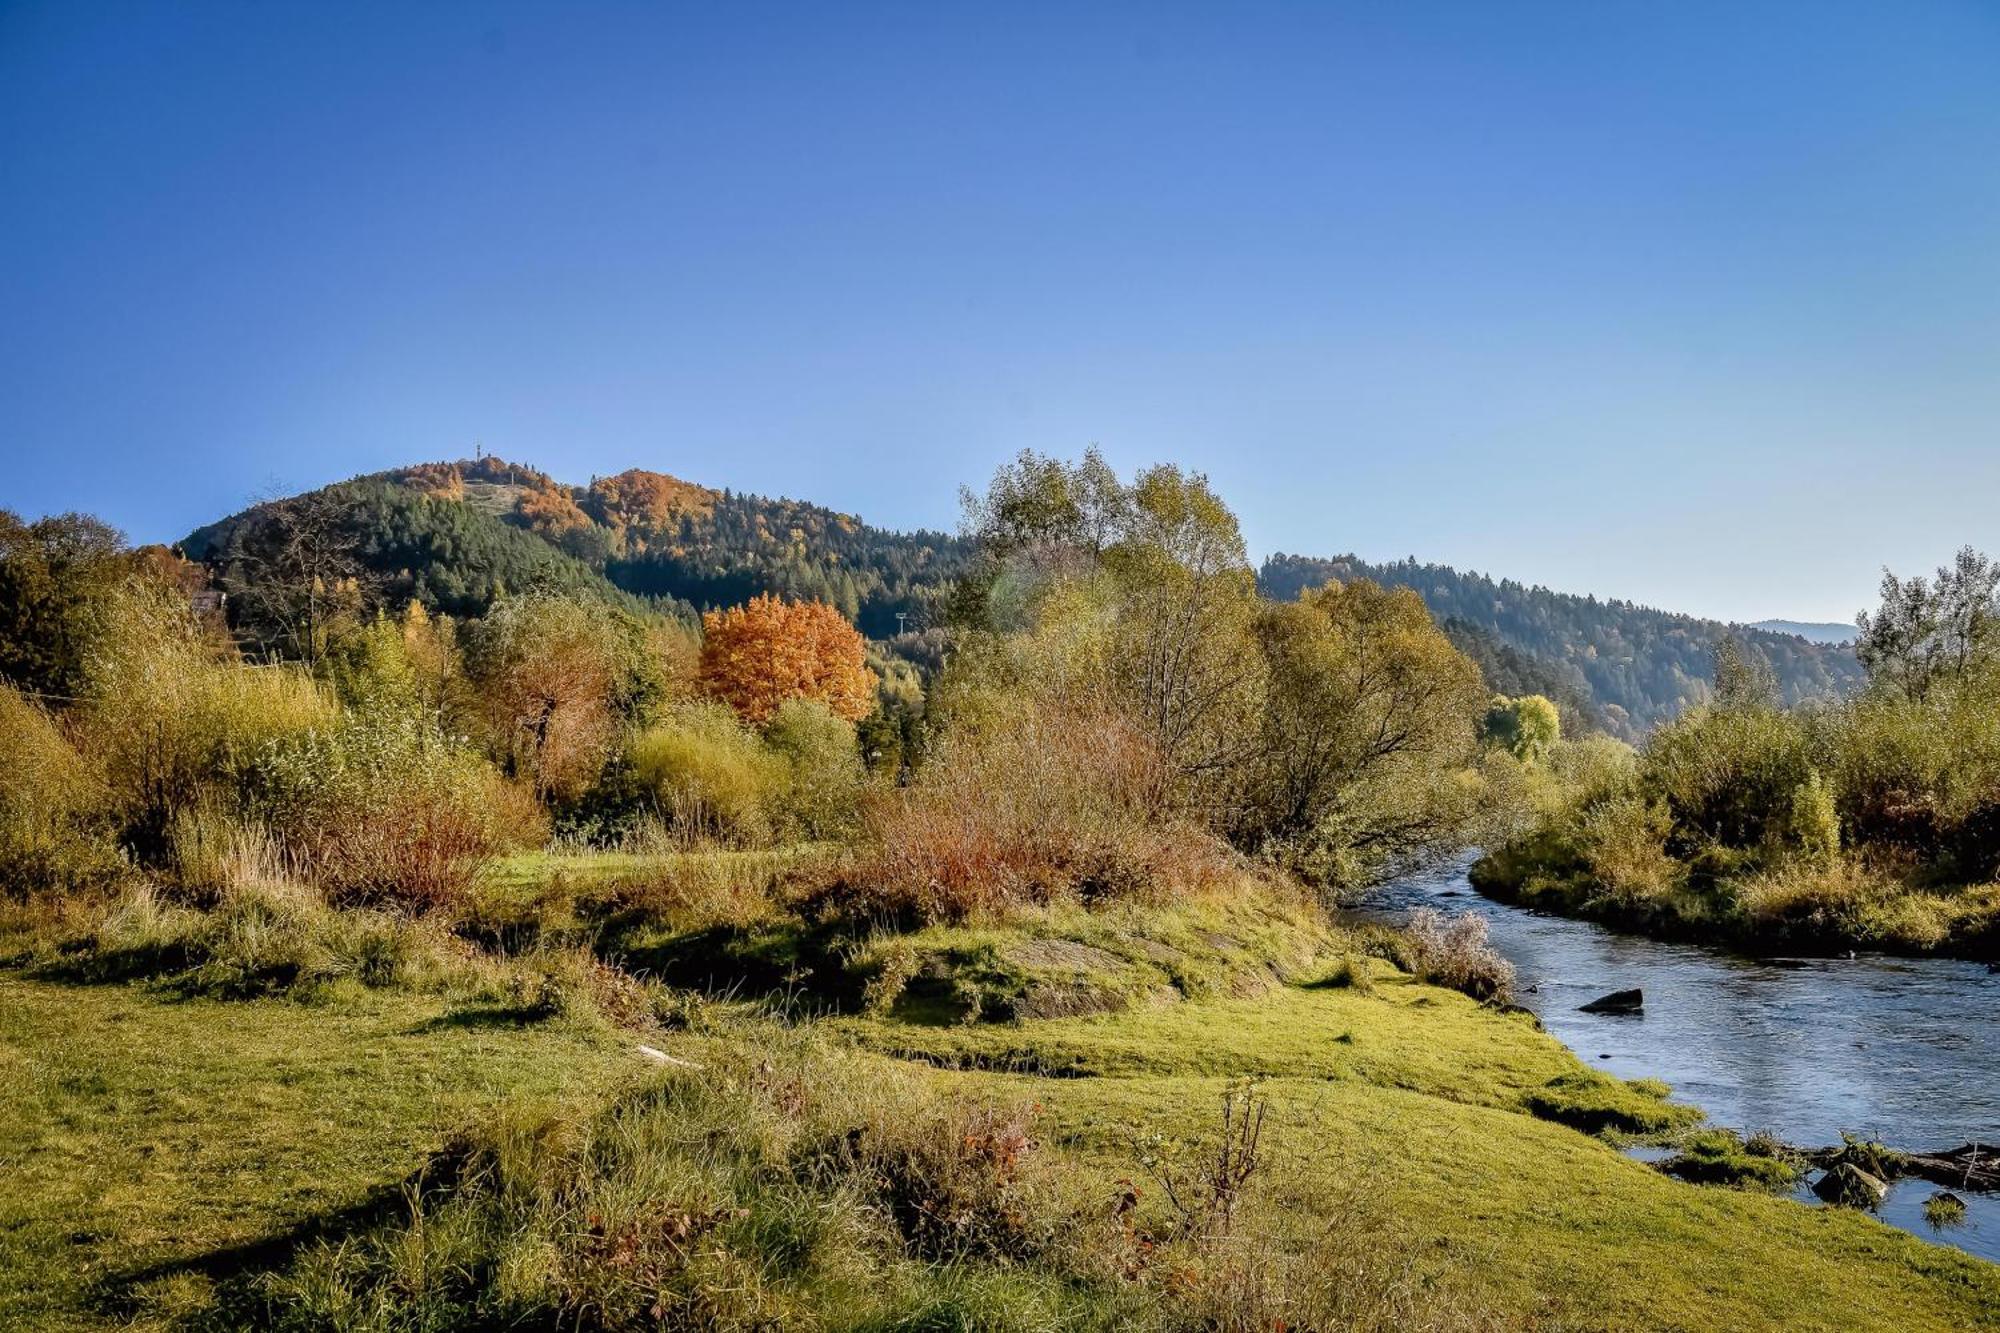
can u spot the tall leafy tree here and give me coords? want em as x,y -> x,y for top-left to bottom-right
698,594 -> 876,726
1482,694 -> 1562,762
463,594 -> 667,799
0,510 -> 133,698
1246,579 -> 1485,875
1856,546 -> 2000,703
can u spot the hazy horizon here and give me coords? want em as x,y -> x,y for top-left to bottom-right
7,2 -> 1997,624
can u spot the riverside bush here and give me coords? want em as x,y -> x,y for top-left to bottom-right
1578,793 -> 1679,907
1404,908 -> 1514,1003
80,582 -> 333,859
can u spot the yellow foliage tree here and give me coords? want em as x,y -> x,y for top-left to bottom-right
699,594 -> 875,725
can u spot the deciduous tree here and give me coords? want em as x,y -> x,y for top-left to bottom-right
1482,694 -> 1561,762
1857,546 -> 2000,703
0,510 -> 133,698
698,594 -> 875,725
464,595 -> 665,799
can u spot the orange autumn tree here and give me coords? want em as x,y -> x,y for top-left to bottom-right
699,593 -> 875,725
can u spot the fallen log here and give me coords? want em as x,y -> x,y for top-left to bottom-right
1900,1144 -> 1999,1192
1798,1141 -> 1998,1194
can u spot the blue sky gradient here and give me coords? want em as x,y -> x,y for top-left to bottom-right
4,2 -> 1998,622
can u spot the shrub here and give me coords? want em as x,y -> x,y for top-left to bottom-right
1403,908 -> 1514,1004
844,705 -> 1234,922
1578,794 -> 1679,906
1820,692 -> 1949,851
80,582 -> 333,858
1540,734 -> 1641,817
319,603 -> 473,727
1136,1079 -> 1268,1240
250,710 -> 538,909
1644,703 -> 1812,850
626,702 -> 789,845
1728,857 -> 1904,947
0,684 -> 122,894
1789,769 -> 1841,864
763,697 -> 866,841
462,594 -> 667,801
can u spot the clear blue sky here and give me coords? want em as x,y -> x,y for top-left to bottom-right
5,2 -> 1998,624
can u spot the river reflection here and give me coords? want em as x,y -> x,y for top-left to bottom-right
1353,861 -> 2000,1262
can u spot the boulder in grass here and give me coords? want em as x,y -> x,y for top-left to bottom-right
1579,988 -> 1644,1015
1812,1162 -> 1889,1208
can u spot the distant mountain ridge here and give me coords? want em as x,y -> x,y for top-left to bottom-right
1746,618 -> 1856,646
1259,554 -> 1866,738
182,456 -> 1867,737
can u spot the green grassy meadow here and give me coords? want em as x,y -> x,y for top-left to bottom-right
4,851 -> 1997,1330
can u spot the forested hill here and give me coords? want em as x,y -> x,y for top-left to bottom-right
1260,553 -> 1866,737
184,456 -> 972,639
183,457 -> 1865,737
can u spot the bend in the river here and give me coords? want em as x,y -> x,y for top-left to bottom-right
1350,860 -> 2000,1263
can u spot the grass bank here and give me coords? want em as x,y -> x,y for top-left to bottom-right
2,850 -> 1997,1330
1471,836 -> 2000,959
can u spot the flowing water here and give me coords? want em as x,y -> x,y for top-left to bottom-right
1352,861 -> 2000,1262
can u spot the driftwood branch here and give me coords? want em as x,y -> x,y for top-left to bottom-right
1800,1141 -> 1997,1193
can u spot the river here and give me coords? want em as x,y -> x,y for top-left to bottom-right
1353,860 -> 2000,1263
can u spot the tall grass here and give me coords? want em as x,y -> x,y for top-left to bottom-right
36,880 -> 483,1000
227,1039 -> 1104,1328
249,710 -> 544,910
211,1036 -> 1505,1332
847,706 -> 1238,922
0,684 -> 122,895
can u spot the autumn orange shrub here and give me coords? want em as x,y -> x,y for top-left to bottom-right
699,594 -> 875,726
840,706 -> 1237,922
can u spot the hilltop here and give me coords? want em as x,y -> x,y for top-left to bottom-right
183,456 -> 972,642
